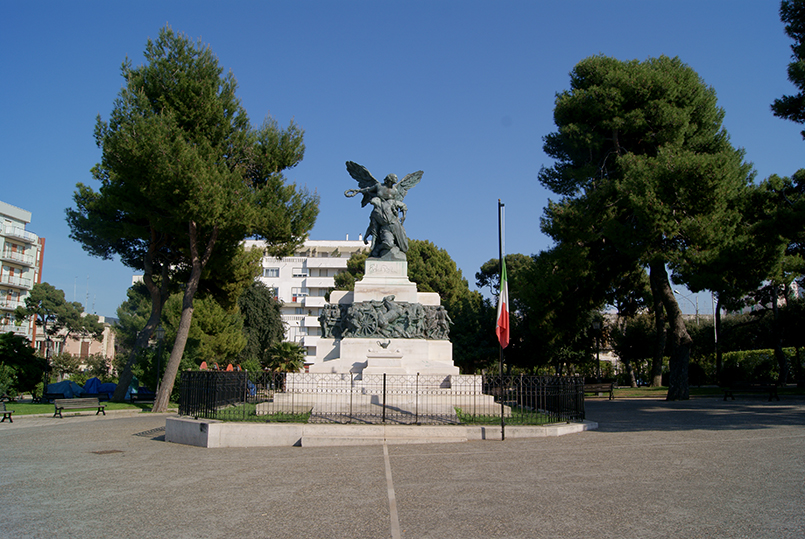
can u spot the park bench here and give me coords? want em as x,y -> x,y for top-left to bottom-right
1,402 -> 13,423
583,382 -> 615,400
723,383 -> 779,402
53,397 -> 107,419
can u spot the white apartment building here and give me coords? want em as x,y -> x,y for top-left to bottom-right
245,237 -> 368,359
0,200 -> 44,341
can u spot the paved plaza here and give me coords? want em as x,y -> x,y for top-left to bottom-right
1,397 -> 803,538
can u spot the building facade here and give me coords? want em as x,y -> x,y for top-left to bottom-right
39,315 -> 118,362
0,200 -> 44,341
245,237 -> 368,360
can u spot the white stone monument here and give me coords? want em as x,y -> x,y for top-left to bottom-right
308,259 -> 460,377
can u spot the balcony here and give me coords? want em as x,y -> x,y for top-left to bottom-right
305,258 -> 349,269
0,274 -> 33,290
303,277 -> 333,289
302,296 -> 326,308
0,323 -> 28,337
0,249 -> 35,267
282,315 -> 305,325
302,315 -> 320,328
0,298 -> 24,312
1,225 -> 39,244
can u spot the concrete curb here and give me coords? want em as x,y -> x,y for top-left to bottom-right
164,416 -> 598,448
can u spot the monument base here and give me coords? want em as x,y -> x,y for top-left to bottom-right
309,257 -> 460,377
309,338 -> 459,377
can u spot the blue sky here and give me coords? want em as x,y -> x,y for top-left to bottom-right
1,1 -> 802,318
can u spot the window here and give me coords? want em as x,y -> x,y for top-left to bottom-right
292,267 -> 308,278
263,267 -> 279,278
291,287 -> 308,302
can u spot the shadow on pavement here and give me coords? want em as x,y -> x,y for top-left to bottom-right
585,396 -> 805,433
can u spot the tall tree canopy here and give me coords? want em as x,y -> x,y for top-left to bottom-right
539,55 -> 754,400
14,282 -> 104,352
66,26 -> 318,410
772,0 -> 805,138
406,239 -> 471,311
238,281 -> 285,366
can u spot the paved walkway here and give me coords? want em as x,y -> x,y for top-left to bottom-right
1,397 -> 803,538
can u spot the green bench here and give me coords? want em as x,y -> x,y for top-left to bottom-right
53,397 -> 107,419
723,383 -> 779,402
1,402 -> 13,423
583,382 -> 615,400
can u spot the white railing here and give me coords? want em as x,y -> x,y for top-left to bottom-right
0,249 -> 35,266
0,298 -> 24,311
1,225 -> 39,244
0,274 -> 32,289
0,323 -> 28,336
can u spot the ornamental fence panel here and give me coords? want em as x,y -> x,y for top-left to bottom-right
178,371 -> 585,425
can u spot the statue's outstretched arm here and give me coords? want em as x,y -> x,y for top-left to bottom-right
345,184 -> 376,197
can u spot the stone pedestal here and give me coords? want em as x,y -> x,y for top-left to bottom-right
354,259 -> 418,303
309,338 -> 459,376
308,258 -> 460,377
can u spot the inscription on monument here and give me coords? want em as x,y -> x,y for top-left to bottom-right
366,260 -> 405,276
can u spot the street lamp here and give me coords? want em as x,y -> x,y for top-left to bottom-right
155,325 -> 165,395
673,289 -> 699,325
41,337 -> 53,401
592,320 -> 601,382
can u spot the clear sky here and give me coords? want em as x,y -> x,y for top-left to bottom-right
1,1 -> 802,318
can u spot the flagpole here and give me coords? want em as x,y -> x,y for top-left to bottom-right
498,199 -> 505,441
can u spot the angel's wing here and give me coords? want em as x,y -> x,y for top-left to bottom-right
346,161 -> 379,207
346,161 -> 378,189
395,170 -> 423,200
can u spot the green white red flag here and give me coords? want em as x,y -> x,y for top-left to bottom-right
496,256 -> 510,349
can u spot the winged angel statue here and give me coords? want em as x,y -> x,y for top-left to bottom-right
345,161 -> 423,261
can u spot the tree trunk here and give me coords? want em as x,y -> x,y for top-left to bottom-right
616,315 -> 638,387
649,267 -> 667,387
152,222 -> 218,413
650,261 -> 692,400
622,358 -> 638,387
112,256 -> 170,402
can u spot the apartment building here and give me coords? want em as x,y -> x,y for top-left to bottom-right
245,237 -> 368,359
0,200 -> 44,341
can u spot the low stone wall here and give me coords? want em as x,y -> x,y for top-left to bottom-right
165,416 -> 597,448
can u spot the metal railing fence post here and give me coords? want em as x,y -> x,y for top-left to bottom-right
415,373 -> 419,424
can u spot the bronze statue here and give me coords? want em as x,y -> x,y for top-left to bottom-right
345,161 -> 423,260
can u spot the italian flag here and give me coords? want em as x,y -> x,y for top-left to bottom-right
496,257 -> 510,349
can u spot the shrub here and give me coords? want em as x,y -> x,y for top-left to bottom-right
720,348 -> 797,384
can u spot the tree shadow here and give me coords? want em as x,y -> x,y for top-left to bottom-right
585,397 -> 805,433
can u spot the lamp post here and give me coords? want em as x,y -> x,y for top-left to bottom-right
155,325 -> 165,395
673,289 -> 699,325
41,337 -> 53,401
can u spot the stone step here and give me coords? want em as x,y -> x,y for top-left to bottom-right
300,424 -> 470,446
300,434 -> 469,447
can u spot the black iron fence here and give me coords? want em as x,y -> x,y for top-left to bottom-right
179,371 -> 585,425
